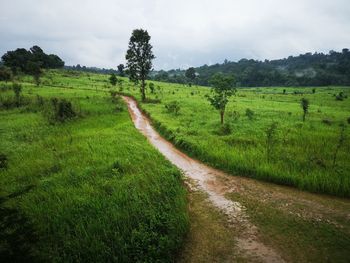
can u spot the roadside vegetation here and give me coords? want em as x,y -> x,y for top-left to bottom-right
0,74 -> 188,262
123,77 -> 350,197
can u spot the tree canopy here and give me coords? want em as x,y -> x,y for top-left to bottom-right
1,45 -> 64,74
117,64 -> 125,76
125,29 -> 155,101
185,67 -> 196,82
207,73 -> 236,124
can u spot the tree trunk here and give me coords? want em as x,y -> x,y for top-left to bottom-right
303,113 -> 306,122
141,78 -> 146,101
220,110 -> 224,125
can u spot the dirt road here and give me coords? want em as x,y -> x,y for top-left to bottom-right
123,96 -> 350,262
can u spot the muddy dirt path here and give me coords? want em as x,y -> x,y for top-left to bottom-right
123,96 -> 350,262
123,96 -> 287,262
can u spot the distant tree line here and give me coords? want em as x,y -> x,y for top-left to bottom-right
149,49 -> 350,87
65,64 -> 118,75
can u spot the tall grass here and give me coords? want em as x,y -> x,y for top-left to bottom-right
123,78 -> 350,197
0,78 -> 188,262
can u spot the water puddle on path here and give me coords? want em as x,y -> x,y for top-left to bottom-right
123,96 -> 284,263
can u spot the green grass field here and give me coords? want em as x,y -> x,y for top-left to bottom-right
0,73 -> 188,262
1,69 -> 349,261
125,79 -> 350,197
28,69 -> 350,197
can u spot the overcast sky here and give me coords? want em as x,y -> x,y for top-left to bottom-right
1,0 -> 349,70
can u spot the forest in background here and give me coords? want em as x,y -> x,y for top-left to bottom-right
151,49 -> 350,87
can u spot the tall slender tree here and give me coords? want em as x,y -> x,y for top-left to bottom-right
125,29 -> 155,101
300,98 -> 309,121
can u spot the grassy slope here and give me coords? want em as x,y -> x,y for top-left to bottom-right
123,80 -> 350,197
40,70 -> 350,262
0,74 -> 188,262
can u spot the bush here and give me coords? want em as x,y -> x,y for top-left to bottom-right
347,117 -> 350,125
0,66 -> 12,82
49,98 -> 76,122
143,98 -> 161,104
111,160 -> 125,178
36,95 -> 45,107
228,110 -> 240,121
322,119 -> 333,125
165,101 -> 181,115
0,84 -> 11,92
245,108 -> 254,120
0,153 -> 8,169
336,95 -> 344,101
111,95 -> 124,112
110,90 -> 118,98
0,83 -> 28,109
216,123 -> 232,135
13,83 -> 22,107
149,82 -> 155,93
335,91 -> 347,101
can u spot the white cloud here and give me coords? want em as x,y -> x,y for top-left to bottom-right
0,0 -> 349,69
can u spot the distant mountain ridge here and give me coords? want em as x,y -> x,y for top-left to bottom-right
150,49 -> 350,87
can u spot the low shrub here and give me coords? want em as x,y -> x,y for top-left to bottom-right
227,110 -> 240,121
0,84 -> 30,110
0,153 -> 8,169
110,94 -> 124,112
165,101 -> 181,115
322,119 -> 333,125
0,84 -> 11,92
47,98 -> 77,123
216,123 -> 232,136
245,108 -> 255,120
149,82 -> 155,93
335,92 -> 347,101
143,98 -> 161,104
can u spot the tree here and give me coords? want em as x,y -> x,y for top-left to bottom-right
0,66 -> 12,81
109,73 -> 117,86
12,83 -> 22,107
300,98 -> 309,121
1,46 -> 64,75
185,67 -> 196,85
1,48 -> 31,73
26,61 -> 42,86
30,45 -> 45,65
117,64 -> 125,76
207,73 -> 236,124
125,29 -> 155,101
